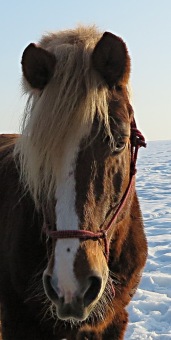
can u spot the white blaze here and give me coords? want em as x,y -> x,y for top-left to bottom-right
52,145 -> 81,303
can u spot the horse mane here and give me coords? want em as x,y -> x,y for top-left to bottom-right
14,25 -> 130,205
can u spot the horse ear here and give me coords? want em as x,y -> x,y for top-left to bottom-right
21,43 -> 56,90
92,32 -> 130,88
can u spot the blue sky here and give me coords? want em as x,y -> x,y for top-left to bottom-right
0,0 -> 171,140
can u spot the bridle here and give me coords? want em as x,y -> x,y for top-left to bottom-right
43,117 -> 146,262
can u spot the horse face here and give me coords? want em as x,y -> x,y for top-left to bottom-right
20,27 -> 132,321
43,95 -> 132,321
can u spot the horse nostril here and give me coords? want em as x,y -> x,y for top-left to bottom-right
83,275 -> 102,307
43,273 -> 59,303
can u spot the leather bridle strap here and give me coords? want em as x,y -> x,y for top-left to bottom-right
43,117 -> 146,262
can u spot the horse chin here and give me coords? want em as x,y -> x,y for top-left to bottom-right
55,307 -> 89,323
55,299 -> 100,323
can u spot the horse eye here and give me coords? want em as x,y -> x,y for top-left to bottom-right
102,134 -> 127,153
114,140 -> 126,152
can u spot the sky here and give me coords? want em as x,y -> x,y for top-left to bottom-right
0,0 -> 171,141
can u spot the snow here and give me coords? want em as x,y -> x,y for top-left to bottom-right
125,140 -> 171,339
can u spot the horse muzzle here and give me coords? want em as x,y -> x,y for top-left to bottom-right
43,272 -> 103,321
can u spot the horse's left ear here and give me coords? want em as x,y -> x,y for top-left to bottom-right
21,43 -> 56,90
92,32 -> 130,88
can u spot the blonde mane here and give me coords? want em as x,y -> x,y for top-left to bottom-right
15,26 -> 113,205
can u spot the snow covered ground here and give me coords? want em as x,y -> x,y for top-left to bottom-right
126,140 -> 171,339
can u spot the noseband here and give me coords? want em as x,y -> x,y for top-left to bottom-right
43,118 -> 146,261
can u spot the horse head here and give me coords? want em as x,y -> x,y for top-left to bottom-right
15,26 -> 142,323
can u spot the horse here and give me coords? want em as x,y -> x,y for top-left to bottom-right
0,25 -> 147,340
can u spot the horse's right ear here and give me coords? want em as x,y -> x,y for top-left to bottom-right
21,43 -> 56,90
92,32 -> 130,88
